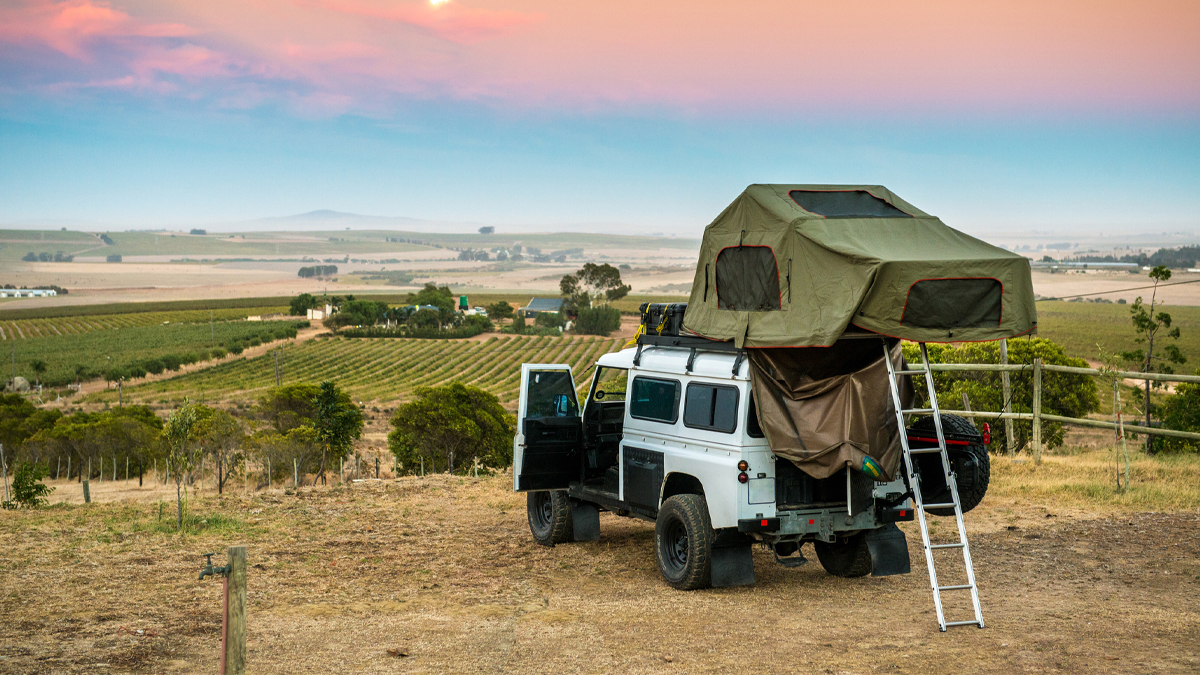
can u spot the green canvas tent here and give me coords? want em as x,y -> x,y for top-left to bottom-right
682,184 -> 1036,347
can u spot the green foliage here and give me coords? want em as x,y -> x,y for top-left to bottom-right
407,283 -> 456,317
904,338 -> 1100,453
313,381 -> 365,474
573,306 -> 622,336
193,406 -> 246,493
560,262 -> 631,311
162,401 -> 200,529
327,299 -> 389,328
1158,379 -> 1200,453
388,383 -> 515,474
511,311 -> 526,334
487,301 -> 514,321
534,312 -> 565,329
259,383 -> 321,432
289,293 -> 322,316
0,394 -> 62,450
3,462 -> 53,508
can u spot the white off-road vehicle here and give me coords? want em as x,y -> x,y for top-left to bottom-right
513,329 -> 990,590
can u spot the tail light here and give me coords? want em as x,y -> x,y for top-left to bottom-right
737,472 -> 749,484
737,460 -> 749,471
982,423 -> 992,445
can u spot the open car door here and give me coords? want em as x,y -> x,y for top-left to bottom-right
514,364 -> 583,492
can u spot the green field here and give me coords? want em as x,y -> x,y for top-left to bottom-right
1035,300 -> 1200,369
0,307 -> 290,342
6,320 -> 307,388
87,334 -> 627,407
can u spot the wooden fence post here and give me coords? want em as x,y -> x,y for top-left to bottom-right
99,456 -> 103,483
293,458 -> 298,488
82,479 -> 90,503
224,545 -> 248,675
1032,357 -> 1043,465
1,443 -> 8,504
1000,339 -> 1015,456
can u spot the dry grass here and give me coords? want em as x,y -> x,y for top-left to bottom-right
1,452 -> 1198,674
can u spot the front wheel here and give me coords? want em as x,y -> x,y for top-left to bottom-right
654,494 -> 714,590
527,490 -> 573,546
814,532 -> 873,578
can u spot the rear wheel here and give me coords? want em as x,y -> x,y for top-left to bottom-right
814,532 -> 873,578
527,490 -> 573,546
654,494 -> 714,590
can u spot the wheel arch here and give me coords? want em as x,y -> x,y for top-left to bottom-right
660,471 -> 705,506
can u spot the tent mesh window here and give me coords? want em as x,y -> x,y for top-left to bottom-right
789,190 -> 912,218
716,246 -> 781,311
901,278 -> 1002,329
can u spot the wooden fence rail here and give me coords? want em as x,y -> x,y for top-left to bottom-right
911,341 -> 1200,464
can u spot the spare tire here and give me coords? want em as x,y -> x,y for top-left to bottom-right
907,414 -> 991,516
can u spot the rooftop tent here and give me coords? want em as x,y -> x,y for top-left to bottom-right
682,184 -> 1036,347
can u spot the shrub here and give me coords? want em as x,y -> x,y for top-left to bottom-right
535,312 -> 565,328
228,343 -> 244,355
574,306 -> 621,336
2,462 -> 53,509
1158,378 -> 1200,452
161,354 -> 183,371
106,254 -> 122,263
141,359 -> 166,375
210,348 -> 227,359
179,352 -> 201,365
249,337 -> 262,347
388,383 -> 515,474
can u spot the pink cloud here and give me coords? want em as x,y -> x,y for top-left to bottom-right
300,0 -> 543,44
0,0 -> 195,59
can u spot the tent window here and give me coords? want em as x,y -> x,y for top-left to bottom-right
716,246 -> 781,311
789,190 -> 911,219
901,278 -> 1002,329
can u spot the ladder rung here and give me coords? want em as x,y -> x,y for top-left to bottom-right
923,502 -> 957,509
930,542 -> 965,550
897,369 -> 928,375
938,584 -> 974,591
903,408 -> 934,414
907,446 -> 944,454
943,620 -> 983,627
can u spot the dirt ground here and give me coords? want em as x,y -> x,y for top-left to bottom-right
1,467 -> 1197,675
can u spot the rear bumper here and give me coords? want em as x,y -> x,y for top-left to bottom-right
737,517 -> 780,533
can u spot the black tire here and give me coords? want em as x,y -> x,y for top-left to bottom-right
908,414 -> 991,516
527,490 -> 573,546
654,494 -> 714,590
814,532 -> 873,578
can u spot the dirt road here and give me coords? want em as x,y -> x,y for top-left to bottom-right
1,471 -> 1196,674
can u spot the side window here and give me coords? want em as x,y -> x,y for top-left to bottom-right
525,370 -> 580,419
684,383 -> 740,433
747,392 -> 764,438
629,377 -> 681,424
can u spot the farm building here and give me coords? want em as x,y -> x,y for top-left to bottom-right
520,297 -> 563,317
0,288 -> 58,298
306,304 -> 334,320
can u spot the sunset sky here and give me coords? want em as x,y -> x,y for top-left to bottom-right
1,0 -> 1198,233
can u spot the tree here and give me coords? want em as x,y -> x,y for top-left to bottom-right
478,226 -> 495,235
559,263 -> 631,313
28,360 -> 46,388
259,383 -> 321,433
327,299 -> 389,329
487,301 -> 514,321
1119,265 -> 1186,452
162,402 -> 200,529
573,306 -> 622,336
106,254 -> 122,263
1158,379 -> 1200,452
289,293 -> 321,316
194,407 -> 246,494
2,462 -> 53,509
0,394 -> 61,451
388,383 -> 515,475
407,308 -> 441,330
312,381 -> 364,483
905,338 -> 1100,454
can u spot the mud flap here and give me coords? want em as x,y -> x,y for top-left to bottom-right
711,546 -> 756,587
571,501 -> 600,542
865,523 -> 911,577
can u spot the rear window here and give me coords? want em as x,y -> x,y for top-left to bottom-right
683,383 -> 740,433
716,246 -> 781,311
630,376 -> 681,424
789,190 -> 911,219
901,278 -> 1002,329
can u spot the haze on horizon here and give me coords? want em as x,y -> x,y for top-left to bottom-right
1,0 -> 1198,237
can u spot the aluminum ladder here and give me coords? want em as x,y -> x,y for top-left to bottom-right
884,342 -> 985,631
